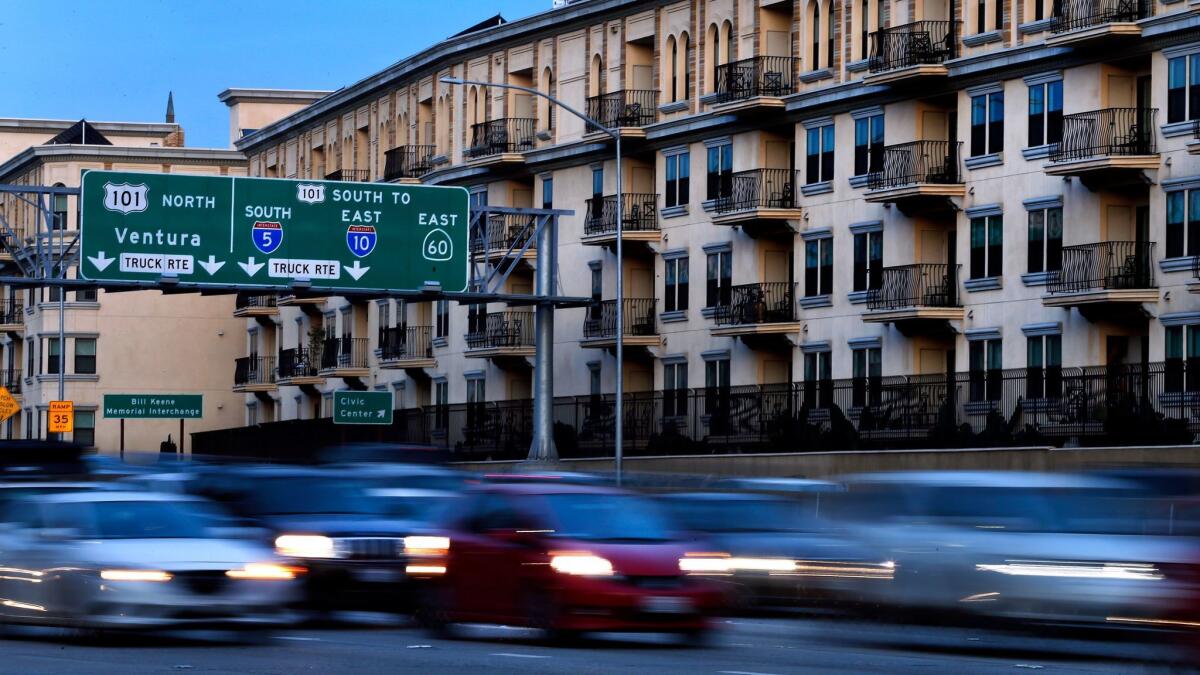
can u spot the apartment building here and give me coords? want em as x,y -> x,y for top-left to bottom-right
226,0 -> 1200,457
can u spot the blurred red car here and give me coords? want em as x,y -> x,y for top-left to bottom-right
411,482 -> 724,642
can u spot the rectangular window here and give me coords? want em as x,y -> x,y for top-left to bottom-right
1165,325 -> 1200,393
803,351 -> 833,408
74,338 -> 96,375
854,115 -> 884,176
26,338 -> 34,376
1027,207 -> 1062,274
1167,54 -> 1200,124
971,92 -> 1004,157
1027,80 -> 1063,148
589,267 -> 603,321
1026,334 -> 1062,400
1166,189 -> 1200,259
72,411 -> 95,447
969,338 -> 1003,402
435,300 -> 449,338
705,250 -> 732,308
706,144 -> 732,200
970,215 -> 1003,279
541,177 -> 553,209
434,381 -> 449,430
805,237 -> 834,297
703,358 -> 731,423
663,361 -> 688,418
853,230 -> 883,292
806,125 -> 835,184
46,338 -> 60,375
852,346 -> 882,407
664,256 -> 689,313
664,151 -> 690,208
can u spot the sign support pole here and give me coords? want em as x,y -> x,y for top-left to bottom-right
119,419 -> 125,460
528,214 -> 558,463
179,419 -> 184,456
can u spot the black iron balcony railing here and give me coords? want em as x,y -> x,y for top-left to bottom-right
585,90 -> 657,130
583,299 -> 658,339
277,347 -> 322,380
714,169 -> 800,214
383,145 -> 436,181
0,369 -> 20,394
1051,0 -> 1153,33
714,56 -> 801,102
1048,241 -> 1155,294
379,325 -> 434,361
1050,108 -> 1157,163
869,21 -> 959,73
584,193 -> 659,236
234,294 -> 276,311
469,213 -> 537,255
867,140 -> 962,190
867,264 -> 960,311
326,169 -> 370,182
320,336 -> 370,370
713,282 -> 796,326
468,118 -> 537,158
234,356 -> 276,387
0,300 -> 23,325
465,311 -> 535,349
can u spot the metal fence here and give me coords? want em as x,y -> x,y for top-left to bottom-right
585,90 -> 657,129
325,169 -> 369,182
1050,108 -> 1157,163
1048,241 -> 1155,294
869,21 -> 959,73
234,356 -> 276,387
320,337 -> 370,370
867,264 -> 959,311
468,118 -> 537,158
0,300 -> 23,325
465,311 -> 535,349
713,282 -> 796,326
584,193 -> 659,236
583,299 -> 658,339
0,369 -> 20,394
1051,0 -> 1153,33
379,326 -> 433,361
234,294 -> 276,311
867,140 -> 962,190
714,169 -> 800,213
714,56 -> 800,102
277,347 -> 322,380
470,213 -> 537,256
383,145 -> 436,181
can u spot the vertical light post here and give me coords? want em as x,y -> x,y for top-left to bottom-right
440,77 -> 625,483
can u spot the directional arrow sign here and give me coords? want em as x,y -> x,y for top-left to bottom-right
79,171 -> 468,293
333,390 -> 393,425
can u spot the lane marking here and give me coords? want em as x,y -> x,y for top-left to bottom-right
275,636 -> 320,642
719,671 -> 781,675
491,653 -> 551,659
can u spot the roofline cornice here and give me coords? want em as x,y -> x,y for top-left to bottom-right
0,145 -> 246,181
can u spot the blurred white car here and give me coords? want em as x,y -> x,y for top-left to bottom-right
834,471 -> 1200,627
0,491 -> 298,631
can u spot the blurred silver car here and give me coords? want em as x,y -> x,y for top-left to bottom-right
0,491 -> 298,630
834,471 -> 1200,627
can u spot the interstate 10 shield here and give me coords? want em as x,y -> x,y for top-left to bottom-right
346,224 -> 377,258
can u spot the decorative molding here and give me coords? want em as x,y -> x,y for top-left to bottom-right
432,336 -> 448,348
801,181 -> 833,196
701,348 -> 731,361
1022,321 -> 1062,336
463,369 -> 485,380
799,69 -> 833,84
1162,121 -> 1200,138
701,306 -> 718,319
660,310 -> 688,323
800,295 -> 833,309
1022,71 -> 1063,87
847,290 -> 871,304
846,59 -> 871,73
698,92 -> 724,105
964,276 -> 1003,292
1022,195 -> 1062,210
965,327 -> 1002,341
1018,18 -> 1056,34
1022,144 -> 1054,160
800,340 -> 832,353
35,374 -> 99,383
702,241 -> 732,254
966,82 -> 1004,97
849,219 -> 883,234
800,227 -> 833,241
703,136 -> 733,148
701,199 -> 720,213
661,144 -> 690,156
848,174 -> 872,189
1162,175 -> 1200,192
1159,256 -> 1196,273
801,115 -> 834,129
963,30 -> 1003,47
1161,311 -> 1200,327
660,247 -> 688,260
660,353 -> 687,365
964,203 -> 1003,218
1021,271 -> 1055,286
850,106 -> 884,119
848,336 -> 882,349
660,204 -> 689,219
964,152 -> 1004,169
587,259 -> 602,270
658,101 -> 689,114
1162,42 -> 1200,59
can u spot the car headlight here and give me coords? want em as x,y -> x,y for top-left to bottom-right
275,534 -> 336,559
100,569 -> 172,582
226,563 -> 300,580
404,536 -> 450,554
680,553 -> 732,574
549,552 -> 613,577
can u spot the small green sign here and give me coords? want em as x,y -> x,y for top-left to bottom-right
333,390 -> 394,425
104,394 -> 203,419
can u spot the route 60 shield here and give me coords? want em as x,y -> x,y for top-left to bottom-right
251,221 -> 283,255
347,224 -> 377,258
422,229 -> 453,262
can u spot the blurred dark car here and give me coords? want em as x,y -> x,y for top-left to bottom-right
415,482 -> 725,642
0,441 -> 92,478
660,491 -> 893,609
185,465 -> 432,614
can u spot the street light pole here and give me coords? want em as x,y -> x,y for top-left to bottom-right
439,77 -> 624,484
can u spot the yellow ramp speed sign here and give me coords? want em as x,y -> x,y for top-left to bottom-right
0,388 -> 17,422
49,400 -> 73,434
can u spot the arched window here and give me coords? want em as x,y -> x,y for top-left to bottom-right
707,24 -> 720,94
589,54 -> 603,97
680,32 -> 691,101
723,21 -> 734,63
827,2 -> 835,71
861,0 -> 870,60
811,1 -> 821,69
539,67 -> 555,132
51,182 -> 67,230
667,36 -> 678,102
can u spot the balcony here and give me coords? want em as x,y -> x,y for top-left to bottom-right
1044,241 -> 1157,320
0,369 -> 21,398
233,356 -> 276,393
467,118 -> 536,164
1048,0 -> 1153,46
465,311 -> 536,362
276,294 -> 326,310
711,282 -> 800,346
585,90 -> 657,138
320,336 -> 371,378
1188,118 -> 1200,155
581,299 -> 660,350
326,169 -> 370,182
711,169 -> 802,237
582,193 -> 660,248
0,300 -> 23,334
1045,108 -> 1158,190
865,21 -> 959,85
276,347 -> 325,386
383,145 -> 436,182
711,56 -> 801,114
470,213 -> 537,266
232,293 -> 278,319
865,264 -> 963,332
864,140 -> 964,216
379,325 -> 436,369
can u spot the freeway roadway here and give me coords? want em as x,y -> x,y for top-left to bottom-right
0,614 -> 1192,674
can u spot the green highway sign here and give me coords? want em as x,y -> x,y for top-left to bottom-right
103,393 -> 203,419
79,170 -> 469,293
333,390 -> 394,425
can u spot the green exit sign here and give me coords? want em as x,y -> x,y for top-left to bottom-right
103,394 -> 203,419
333,390 -> 394,425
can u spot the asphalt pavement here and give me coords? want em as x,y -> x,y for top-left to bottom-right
0,614 -> 1194,675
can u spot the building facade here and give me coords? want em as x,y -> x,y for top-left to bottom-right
226,0 -> 1200,458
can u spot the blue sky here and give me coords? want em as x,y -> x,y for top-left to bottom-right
1,0 -> 550,148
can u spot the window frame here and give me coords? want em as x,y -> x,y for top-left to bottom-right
74,337 -> 96,375
1166,53 -> 1200,125
805,236 -> 834,297
664,256 -> 690,313
705,144 -> 733,201
1027,80 -> 1063,148
705,249 -> 732,308
1166,188 -> 1200,259
970,91 -> 1004,157
664,150 -> 691,208
968,337 -> 1003,402
853,230 -> 883,292
970,214 -> 1004,280
1026,206 -> 1062,274
851,345 -> 882,408
806,124 -> 835,185
853,114 -> 884,177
